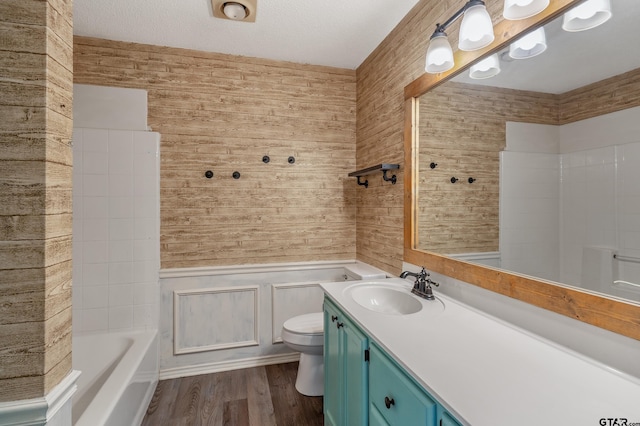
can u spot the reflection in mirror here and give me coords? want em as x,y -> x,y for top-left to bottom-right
415,0 -> 640,304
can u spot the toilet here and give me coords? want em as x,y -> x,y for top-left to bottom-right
281,264 -> 386,396
281,312 -> 325,396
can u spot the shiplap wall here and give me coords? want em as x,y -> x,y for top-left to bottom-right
73,37 -> 357,269
0,0 -> 73,401
416,83 -> 558,254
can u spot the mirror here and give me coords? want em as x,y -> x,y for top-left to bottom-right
407,0 -> 640,333
416,0 -> 640,304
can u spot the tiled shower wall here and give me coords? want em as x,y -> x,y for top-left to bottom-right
501,108 -> 640,294
72,128 -> 160,333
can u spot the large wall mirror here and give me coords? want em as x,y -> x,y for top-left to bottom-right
405,0 -> 640,340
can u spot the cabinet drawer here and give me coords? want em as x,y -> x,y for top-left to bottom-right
369,343 -> 437,425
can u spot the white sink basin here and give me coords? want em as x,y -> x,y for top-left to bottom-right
345,284 -> 443,315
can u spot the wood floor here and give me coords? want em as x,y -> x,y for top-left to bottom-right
142,362 -> 324,426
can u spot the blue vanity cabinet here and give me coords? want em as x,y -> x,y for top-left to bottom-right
369,341 -> 438,425
323,298 -> 369,426
438,406 -> 464,426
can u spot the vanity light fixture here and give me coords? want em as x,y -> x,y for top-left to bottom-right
425,0 -> 494,73
503,0 -> 550,20
469,53 -> 501,79
509,27 -> 547,59
562,0 -> 611,32
211,0 -> 257,23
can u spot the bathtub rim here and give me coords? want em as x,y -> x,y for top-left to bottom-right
73,329 -> 158,426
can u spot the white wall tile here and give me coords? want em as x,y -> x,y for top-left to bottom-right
73,127 -> 159,334
83,286 -> 108,309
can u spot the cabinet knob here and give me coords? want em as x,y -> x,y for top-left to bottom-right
384,396 -> 395,409
336,322 -> 344,329
331,315 -> 338,322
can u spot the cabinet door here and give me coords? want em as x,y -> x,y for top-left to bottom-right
439,409 -> 463,426
343,320 -> 368,426
369,343 -> 437,426
369,404 -> 391,426
323,301 -> 342,426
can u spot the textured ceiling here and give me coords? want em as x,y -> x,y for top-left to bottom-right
73,0 -> 421,69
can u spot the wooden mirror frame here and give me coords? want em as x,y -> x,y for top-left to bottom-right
403,0 -> 640,341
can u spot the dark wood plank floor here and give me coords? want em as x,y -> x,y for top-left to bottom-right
143,362 -> 323,426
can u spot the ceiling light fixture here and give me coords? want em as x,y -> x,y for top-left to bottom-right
469,53 -> 501,79
223,2 -> 247,20
503,0 -> 550,20
509,27 -> 547,59
211,0 -> 257,23
425,0 -> 494,73
562,0 -> 611,32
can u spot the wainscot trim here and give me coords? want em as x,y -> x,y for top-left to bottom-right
160,260 -> 356,279
0,370 -> 80,426
159,353 -> 300,380
173,286 -> 260,355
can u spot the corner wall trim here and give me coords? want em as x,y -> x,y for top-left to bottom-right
160,260 -> 356,279
0,370 -> 80,426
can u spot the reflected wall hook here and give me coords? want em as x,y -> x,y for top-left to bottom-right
468,177 -> 476,183
356,176 -> 369,188
288,156 -> 295,164
450,177 -> 458,183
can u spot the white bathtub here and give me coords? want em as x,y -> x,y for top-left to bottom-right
72,330 -> 158,426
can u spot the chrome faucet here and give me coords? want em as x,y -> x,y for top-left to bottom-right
399,267 -> 440,300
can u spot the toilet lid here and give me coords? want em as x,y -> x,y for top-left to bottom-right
283,312 -> 323,335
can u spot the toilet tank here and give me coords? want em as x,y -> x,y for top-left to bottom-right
343,263 -> 387,281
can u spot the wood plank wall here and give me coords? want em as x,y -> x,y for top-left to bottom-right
0,0 -> 73,401
73,37 -> 357,269
560,67 -> 640,124
416,83 -> 558,253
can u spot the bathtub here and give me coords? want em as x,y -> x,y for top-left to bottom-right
72,330 -> 158,426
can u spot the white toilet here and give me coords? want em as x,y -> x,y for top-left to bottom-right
281,312 -> 325,396
281,264 -> 386,397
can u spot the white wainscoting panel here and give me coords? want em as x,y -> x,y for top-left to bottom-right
173,286 -> 259,355
271,283 -> 324,344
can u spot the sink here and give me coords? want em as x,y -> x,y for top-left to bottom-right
345,284 -> 443,315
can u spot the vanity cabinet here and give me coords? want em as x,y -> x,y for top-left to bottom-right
324,296 -> 463,426
323,298 -> 369,426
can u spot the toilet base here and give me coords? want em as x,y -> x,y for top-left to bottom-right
295,353 -> 324,396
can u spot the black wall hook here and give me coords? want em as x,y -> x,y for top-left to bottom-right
288,156 -> 295,164
232,171 -> 241,179
262,155 -> 270,163
204,170 -> 214,179
430,162 -> 438,169
450,177 -> 459,183
468,177 -> 476,184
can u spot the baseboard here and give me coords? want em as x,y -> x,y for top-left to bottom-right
159,353 -> 300,380
0,370 -> 80,426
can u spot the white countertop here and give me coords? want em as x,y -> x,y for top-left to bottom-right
321,278 -> 640,426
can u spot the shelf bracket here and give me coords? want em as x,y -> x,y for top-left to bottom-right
382,170 -> 397,185
356,176 -> 369,188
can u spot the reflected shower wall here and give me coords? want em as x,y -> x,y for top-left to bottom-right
501,107 -> 640,302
